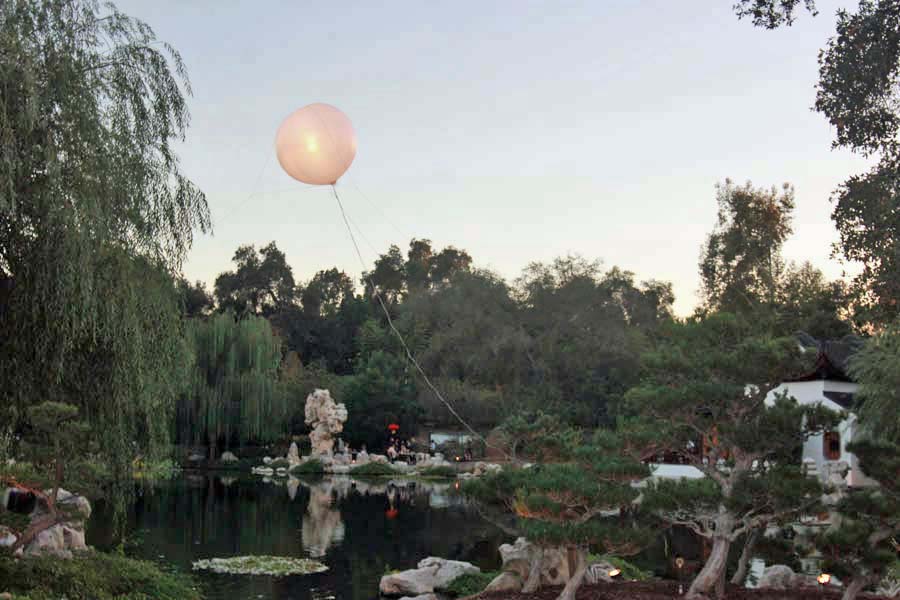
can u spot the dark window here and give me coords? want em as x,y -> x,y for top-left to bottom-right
824,431 -> 841,460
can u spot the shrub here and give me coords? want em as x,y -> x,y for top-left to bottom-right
442,571 -> 499,597
417,465 -> 456,478
0,551 -> 201,600
268,458 -> 291,469
291,459 -> 325,475
349,462 -> 399,477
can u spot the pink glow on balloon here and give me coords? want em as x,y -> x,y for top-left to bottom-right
275,103 -> 357,185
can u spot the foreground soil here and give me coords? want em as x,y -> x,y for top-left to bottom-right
475,580 -> 892,600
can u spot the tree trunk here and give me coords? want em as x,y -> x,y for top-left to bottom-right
522,546 -> 544,593
730,529 -> 759,585
842,575 -> 874,600
556,547 -> 588,600
686,534 -> 732,600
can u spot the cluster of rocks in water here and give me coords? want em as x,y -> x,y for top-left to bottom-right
247,388 -> 502,479
0,486 -> 92,558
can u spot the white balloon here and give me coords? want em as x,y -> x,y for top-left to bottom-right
275,103 -> 357,185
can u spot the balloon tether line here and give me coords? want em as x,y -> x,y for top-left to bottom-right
329,184 -> 509,460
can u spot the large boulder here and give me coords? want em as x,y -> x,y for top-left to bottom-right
380,567 -> 440,597
379,558 -> 479,596
24,525 -> 69,558
585,560 -> 620,584
304,389 -> 348,456
484,571 -> 523,594
758,565 -> 819,589
417,557 -> 480,589
498,537 -> 569,587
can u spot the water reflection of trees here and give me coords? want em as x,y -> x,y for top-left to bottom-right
87,475 -> 508,600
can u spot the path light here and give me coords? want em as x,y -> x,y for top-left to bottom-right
818,573 -> 832,585
608,568 -> 622,579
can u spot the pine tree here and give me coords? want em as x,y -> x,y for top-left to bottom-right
464,427 -> 653,600
622,312 -> 841,600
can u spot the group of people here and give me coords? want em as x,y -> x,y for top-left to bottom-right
386,436 -> 415,464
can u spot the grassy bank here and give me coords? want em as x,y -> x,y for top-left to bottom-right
0,552 -> 201,600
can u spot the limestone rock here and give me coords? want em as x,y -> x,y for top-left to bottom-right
262,456 -> 273,465
304,389 -> 348,456
287,442 -> 302,467
380,567 -> 438,596
220,451 -> 238,462
252,466 -> 274,476
398,595 -> 438,600
758,564 -> 819,589
356,450 -> 370,464
188,452 -> 205,462
485,571 -> 523,594
0,526 -> 17,549
585,560 -> 620,584
371,454 -> 388,464
24,525 -> 69,558
498,537 -> 570,586
417,557 -> 480,589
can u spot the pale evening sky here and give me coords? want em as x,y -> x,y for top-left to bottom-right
117,0 -> 870,315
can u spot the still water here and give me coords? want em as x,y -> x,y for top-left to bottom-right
87,474 -> 508,600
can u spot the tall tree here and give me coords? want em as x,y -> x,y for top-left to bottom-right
699,180 -> 794,314
851,320 -> 900,441
179,313 -> 290,455
515,256 -> 656,426
0,0 -> 209,474
738,1 -> 900,325
623,313 -> 841,600
405,238 -> 434,290
214,241 -> 296,315
301,268 -> 355,318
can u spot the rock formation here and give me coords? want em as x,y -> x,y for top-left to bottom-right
379,557 -> 480,597
304,389 -> 348,456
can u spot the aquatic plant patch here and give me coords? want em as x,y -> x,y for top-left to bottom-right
192,555 -> 329,576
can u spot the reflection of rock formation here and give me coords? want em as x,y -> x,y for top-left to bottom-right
304,389 -> 348,457
286,477 -> 299,501
301,480 -> 345,557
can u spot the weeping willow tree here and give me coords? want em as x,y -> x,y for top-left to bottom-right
179,314 -> 292,453
0,0 -> 209,475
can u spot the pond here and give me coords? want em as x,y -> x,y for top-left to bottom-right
87,473 -> 509,600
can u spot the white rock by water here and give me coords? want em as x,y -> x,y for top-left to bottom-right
416,557 -> 480,589
304,389 -> 348,456
220,451 -> 238,462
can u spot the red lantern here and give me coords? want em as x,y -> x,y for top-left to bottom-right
387,423 -> 400,432
386,508 -> 399,519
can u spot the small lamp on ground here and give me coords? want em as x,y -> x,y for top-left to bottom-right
818,573 -> 832,586
608,568 -> 622,579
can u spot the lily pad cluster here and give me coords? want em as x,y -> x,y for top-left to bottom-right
192,555 -> 329,576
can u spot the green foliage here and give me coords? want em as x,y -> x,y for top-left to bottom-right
852,321 -> 900,440
0,552 -> 201,600
0,0 -> 208,477
623,312 -> 841,597
464,429 -> 653,555
179,312 -> 291,449
341,347 -> 419,450
416,466 -> 456,478
497,411 -> 579,461
268,458 -> 291,469
214,242 -> 296,316
349,462 -> 399,477
441,571 -> 499,596
699,180 -> 795,314
291,459 -> 325,475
